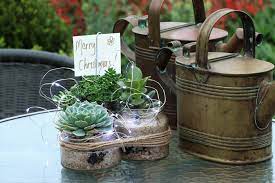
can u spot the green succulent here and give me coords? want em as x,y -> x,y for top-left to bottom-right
56,101 -> 112,137
52,90 -> 77,110
118,65 -> 157,109
52,68 -> 122,111
70,68 -> 122,104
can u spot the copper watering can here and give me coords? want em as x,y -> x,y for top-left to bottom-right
113,0 -> 229,128
156,8 -> 274,164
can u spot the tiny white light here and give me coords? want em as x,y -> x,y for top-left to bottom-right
106,130 -> 114,136
52,82 -> 61,87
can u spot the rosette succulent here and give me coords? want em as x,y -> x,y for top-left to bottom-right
56,101 -> 112,137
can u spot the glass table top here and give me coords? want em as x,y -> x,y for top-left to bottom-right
0,111 -> 273,183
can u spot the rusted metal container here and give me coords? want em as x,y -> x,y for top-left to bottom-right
156,9 -> 275,164
113,0 -> 228,128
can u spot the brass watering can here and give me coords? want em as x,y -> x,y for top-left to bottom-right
113,0 -> 229,128
156,9 -> 274,164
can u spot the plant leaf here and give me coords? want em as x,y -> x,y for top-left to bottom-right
56,124 -> 78,131
131,97 -> 145,106
74,120 -> 89,128
72,129 -> 86,137
125,65 -> 143,80
147,90 -> 156,99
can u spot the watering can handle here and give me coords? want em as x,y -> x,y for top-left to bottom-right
148,0 -> 206,48
113,15 -> 142,61
196,9 -> 256,69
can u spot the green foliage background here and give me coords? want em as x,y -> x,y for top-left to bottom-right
221,4 -> 275,66
82,0 -> 197,69
0,0 -> 274,66
0,0 -> 72,53
253,1 -> 275,65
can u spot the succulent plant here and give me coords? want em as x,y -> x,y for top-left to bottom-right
52,68 -> 122,111
69,68 -> 122,104
118,64 -> 157,109
56,101 -> 112,137
52,90 -> 77,110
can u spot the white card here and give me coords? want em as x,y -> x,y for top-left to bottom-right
73,33 -> 121,77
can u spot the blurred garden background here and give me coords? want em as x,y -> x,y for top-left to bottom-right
0,0 -> 274,63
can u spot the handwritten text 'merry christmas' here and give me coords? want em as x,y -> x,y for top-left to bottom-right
74,40 -> 109,71
73,33 -> 121,76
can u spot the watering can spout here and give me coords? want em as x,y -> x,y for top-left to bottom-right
216,28 -> 263,53
255,81 -> 275,130
155,41 -> 183,95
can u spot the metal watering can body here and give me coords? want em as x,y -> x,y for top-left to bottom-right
157,9 -> 275,164
113,0 -> 228,128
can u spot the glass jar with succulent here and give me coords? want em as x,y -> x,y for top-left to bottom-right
57,101 -> 121,170
115,64 -> 170,161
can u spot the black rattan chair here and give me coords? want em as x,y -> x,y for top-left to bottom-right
0,49 -> 74,119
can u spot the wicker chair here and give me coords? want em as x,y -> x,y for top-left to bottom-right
0,49 -> 74,119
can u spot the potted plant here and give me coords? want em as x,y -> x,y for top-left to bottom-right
57,101 -> 121,170
116,65 -> 170,160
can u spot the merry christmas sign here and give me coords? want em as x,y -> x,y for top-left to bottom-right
73,33 -> 121,76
